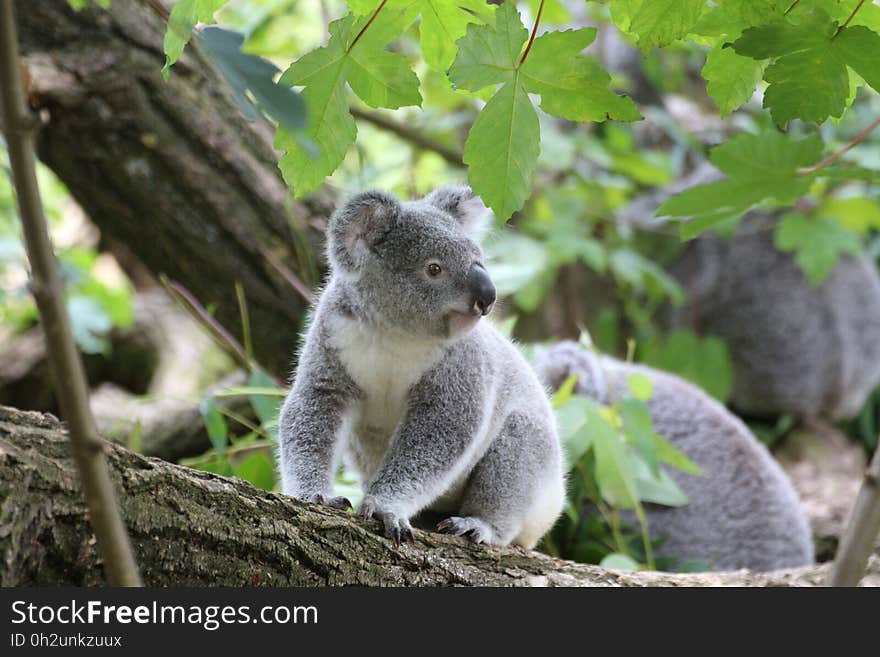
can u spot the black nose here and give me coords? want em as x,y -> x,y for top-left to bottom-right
468,263 -> 496,316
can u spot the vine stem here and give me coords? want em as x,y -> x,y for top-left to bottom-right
349,0 -> 388,51
519,0 -> 545,66
784,0 -> 802,15
833,0 -> 866,39
797,116 -> 880,175
0,0 -> 141,586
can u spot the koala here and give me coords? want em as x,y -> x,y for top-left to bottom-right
278,186 -> 566,548
619,161 -> 880,421
669,212 -> 880,420
535,341 -> 814,572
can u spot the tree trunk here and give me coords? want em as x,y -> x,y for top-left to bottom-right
2,404 -> 877,587
15,0 -> 333,377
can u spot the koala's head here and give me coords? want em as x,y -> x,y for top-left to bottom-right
327,185 -> 496,339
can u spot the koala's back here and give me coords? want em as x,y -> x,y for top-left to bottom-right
536,342 -> 814,571
671,217 -> 880,420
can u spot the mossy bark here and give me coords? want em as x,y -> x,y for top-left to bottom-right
2,405 -> 876,587
14,0 -> 333,377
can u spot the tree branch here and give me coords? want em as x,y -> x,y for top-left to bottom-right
350,107 -> 465,168
3,404 -> 878,586
0,0 -> 140,586
828,442 -> 880,586
15,0 -> 334,377
797,116 -> 880,175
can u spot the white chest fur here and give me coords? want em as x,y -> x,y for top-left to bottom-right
328,316 -> 443,478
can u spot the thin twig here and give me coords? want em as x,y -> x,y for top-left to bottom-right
349,0 -> 388,51
258,244 -> 317,306
350,107 -> 465,168
828,442 -> 880,586
0,0 -> 141,586
145,0 -> 170,22
797,116 -> 880,175
833,0 -> 866,39
784,0 -> 802,16
160,276 -> 253,371
234,281 -> 253,361
519,0 -> 545,66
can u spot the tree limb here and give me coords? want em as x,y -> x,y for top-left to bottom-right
350,107 -> 465,168
828,442 -> 880,586
2,404 -> 877,587
15,0 -> 335,377
0,0 -> 140,586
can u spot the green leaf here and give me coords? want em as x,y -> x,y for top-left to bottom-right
450,3 -> 639,220
627,0 -> 706,50
820,198 -> 880,235
656,130 -> 822,235
591,410 -> 639,509
774,211 -> 862,285
162,0 -> 229,78
632,456 -> 690,507
276,12 -> 420,197
200,398 -> 228,454
200,28 -> 305,131
520,29 -> 641,123
554,395 -> 596,468
552,374 -> 580,409
247,370 -> 282,433
626,373 -> 654,402
214,387 -> 287,398
619,398 -> 658,476
418,0 -> 492,72
652,432 -> 702,476
733,10 -> 880,124
463,78 -> 540,220
642,330 -> 733,402
600,553 -> 641,571
447,3 -> 525,91
234,452 -> 276,491
692,0 -> 783,38
347,42 -> 423,109
702,44 -> 763,116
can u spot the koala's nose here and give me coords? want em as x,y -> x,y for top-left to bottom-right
468,263 -> 496,316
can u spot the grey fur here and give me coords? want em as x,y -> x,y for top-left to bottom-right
535,341 -> 814,571
279,186 -> 565,548
670,214 -> 880,420
622,160 -> 880,421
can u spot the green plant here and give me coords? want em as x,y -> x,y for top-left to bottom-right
544,334 -> 702,571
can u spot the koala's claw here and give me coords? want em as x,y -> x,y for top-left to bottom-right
436,516 -> 497,544
359,497 -> 414,546
310,494 -> 353,511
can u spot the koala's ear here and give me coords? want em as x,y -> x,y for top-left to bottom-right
424,185 -> 491,240
327,190 -> 401,271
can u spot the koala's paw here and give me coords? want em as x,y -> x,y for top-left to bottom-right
436,516 -> 498,544
309,493 -> 353,511
359,496 -> 415,546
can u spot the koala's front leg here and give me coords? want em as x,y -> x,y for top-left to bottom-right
360,356 -> 485,544
278,345 -> 359,509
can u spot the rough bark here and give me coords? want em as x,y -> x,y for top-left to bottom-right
2,405 -> 878,587
15,0 -> 334,377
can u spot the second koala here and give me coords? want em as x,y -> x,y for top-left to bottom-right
536,341 -> 814,572
278,187 -> 565,548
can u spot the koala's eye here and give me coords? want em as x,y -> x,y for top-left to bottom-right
426,263 -> 443,278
